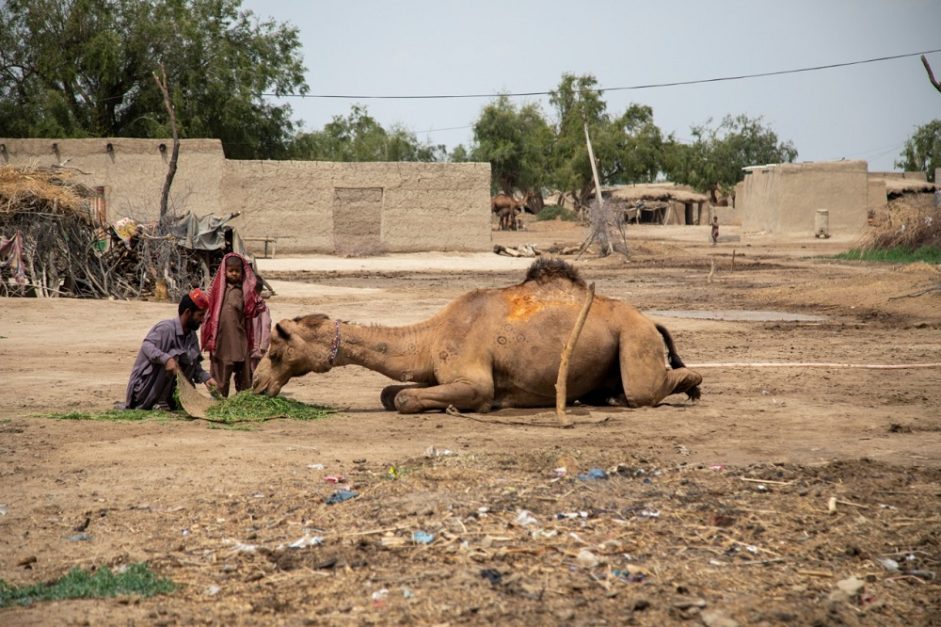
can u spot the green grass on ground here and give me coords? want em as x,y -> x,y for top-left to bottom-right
0,563 -> 174,607
833,245 -> 941,264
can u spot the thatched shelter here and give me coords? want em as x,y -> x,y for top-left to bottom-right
601,184 -> 710,225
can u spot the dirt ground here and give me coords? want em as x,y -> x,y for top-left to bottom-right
1,219 -> 939,625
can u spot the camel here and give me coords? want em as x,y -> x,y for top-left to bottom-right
253,258 -> 702,413
491,193 -> 531,231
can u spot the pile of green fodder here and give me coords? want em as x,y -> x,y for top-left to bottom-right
857,193 -> 941,257
205,391 -> 331,423
46,393 -> 331,423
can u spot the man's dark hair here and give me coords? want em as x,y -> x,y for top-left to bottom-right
179,294 -> 199,315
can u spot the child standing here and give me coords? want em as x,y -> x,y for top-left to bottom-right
711,216 -> 719,246
202,253 -> 261,397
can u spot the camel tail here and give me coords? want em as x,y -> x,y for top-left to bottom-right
655,323 -> 701,401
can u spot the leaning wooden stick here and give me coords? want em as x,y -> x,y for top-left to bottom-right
556,282 -> 596,427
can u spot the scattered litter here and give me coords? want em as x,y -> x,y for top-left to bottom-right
531,529 -> 558,539
181,528 -> 191,537
229,541 -> 257,554
709,464 -> 726,472
480,568 -> 502,585
324,475 -> 345,484
577,468 -> 608,481
287,534 -> 323,549
638,509 -> 661,519
371,588 -> 389,606
612,568 -> 645,583
829,576 -> 865,603
556,511 -> 589,520
745,545 -> 759,554
828,496 -> 838,514
754,484 -> 769,493
381,535 -> 407,548
877,557 -> 900,572
387,466 -> 399,479
306,463 -> 325,470
401,586 -> 414,599
553,467 -> 568,478
412,530 -> 435,545
67,533 -> 91,542
514,510 -> 538,526
205,584 -> 221,596
0,504 -> 7,516
576,549 -> 601,568
675,445 -> 691,456
325,489 -> 359,505
424,446 -> 455,458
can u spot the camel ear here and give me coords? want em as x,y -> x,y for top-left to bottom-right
275,323 -> 291,341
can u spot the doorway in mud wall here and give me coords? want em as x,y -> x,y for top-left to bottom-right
332,187 -> 383,256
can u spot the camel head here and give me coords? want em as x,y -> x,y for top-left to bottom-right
252,314 -> 339,396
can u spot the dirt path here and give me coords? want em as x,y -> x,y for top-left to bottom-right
1,221 -> 939,624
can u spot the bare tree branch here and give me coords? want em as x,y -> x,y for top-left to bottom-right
921,55 -> 941,94
152,63 -> 180,230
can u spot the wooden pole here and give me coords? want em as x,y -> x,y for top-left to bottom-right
556,282 -> 596,428
922,55 -> 941,94
583,124 -> 615,256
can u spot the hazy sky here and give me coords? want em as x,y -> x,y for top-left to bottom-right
241,0 -> 940,172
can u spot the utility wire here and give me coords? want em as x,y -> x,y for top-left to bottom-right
263,48 -> 941,100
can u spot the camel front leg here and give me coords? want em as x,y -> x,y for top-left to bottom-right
393,380 -> 494,414
380,383 -> 429,410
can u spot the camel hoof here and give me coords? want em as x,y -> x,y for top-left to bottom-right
393,391 -> 422,414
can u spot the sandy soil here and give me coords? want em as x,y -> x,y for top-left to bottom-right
1,219 -> 939,625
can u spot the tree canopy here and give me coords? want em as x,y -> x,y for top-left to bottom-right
895,119 -> 941,182
471,95 -> 553,194
663,114 -> 798,200
0,0 -> 308,159
289,105 -> 445,162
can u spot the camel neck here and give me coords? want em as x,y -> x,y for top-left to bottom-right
331,321 -> 435,383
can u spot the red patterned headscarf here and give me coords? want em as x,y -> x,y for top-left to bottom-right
200,253 -> 262,353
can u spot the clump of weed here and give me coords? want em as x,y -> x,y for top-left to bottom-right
0,563 -> 174,607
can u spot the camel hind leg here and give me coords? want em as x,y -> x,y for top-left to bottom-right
618,323 -> 703,407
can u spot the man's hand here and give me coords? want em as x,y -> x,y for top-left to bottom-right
205,377 -> 217,390
165,357 -> 180,374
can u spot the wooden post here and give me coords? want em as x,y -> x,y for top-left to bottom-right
583,123 -> 615,256
556,282 -> 595,428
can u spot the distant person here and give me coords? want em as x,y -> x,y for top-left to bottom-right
250,276 -> 272,372
124,288 -> 216,410
711,216 -> 720,246
202,253 -> 262,397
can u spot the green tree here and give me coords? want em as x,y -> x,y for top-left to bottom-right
471,95 -> 553,194
896,119 -> 941,182
664,114 -> 797,200
288,105 -> 443,162
547,74 -> 616,207
0,0 -> 307,158
610,103 -> 664,184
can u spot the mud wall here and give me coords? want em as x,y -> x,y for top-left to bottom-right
0,138 -> 226,219
740,160 -> 869,236
1,138 -> 493,253
222,160 -> 492,254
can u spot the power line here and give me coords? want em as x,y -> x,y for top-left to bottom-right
263,48 -> 941,101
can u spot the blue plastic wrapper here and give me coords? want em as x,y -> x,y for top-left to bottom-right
577,468 -> 609,481
325,489 -> 359,505
411,530 -> 435,544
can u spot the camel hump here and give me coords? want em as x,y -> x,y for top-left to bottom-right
523,258 -> 586,287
